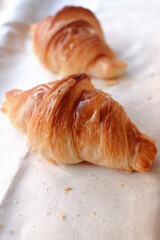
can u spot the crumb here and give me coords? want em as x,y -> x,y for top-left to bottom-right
80,191 -> 86,194
119,228 -> 121,232
127,226 -> 129,229
75,214 -> 79,217
61,215 -> 65,220
14,200 -> 19,204
9,230 -> 14,234
47,211 -> 51,216
150,73 -> 155,77
43,182 -> 45,185
64,192 -> 68,195
0,224 -> 3,229
46,188 -> 49,191
116,205 -> 119,208
64,187 -> 72,191
147,96 -> 152,101
120,184 -> 124,187
114,198 -> 118,202
92,211 -> 96,215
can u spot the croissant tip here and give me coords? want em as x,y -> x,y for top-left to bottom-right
87,56 -> 127,79
0,106 -> 4,113
108,59 -> 128,78
135,135 -> 157,172
30,23 -> 36,33
1,89 -> 22,115
135,157 -> 153,172
110,58 -> 128,69
1,99 -> 8,114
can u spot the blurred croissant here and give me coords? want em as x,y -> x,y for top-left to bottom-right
30,6 -> 127,79
1,73 -> 157,172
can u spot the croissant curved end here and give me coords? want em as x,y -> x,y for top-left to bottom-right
30,23 -> 36,34
87,56 -> 128,79
1,89 -> 22,114
134,134 -> 157,172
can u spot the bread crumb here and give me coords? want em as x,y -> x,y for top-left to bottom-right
75,214 -> 79,217
89,174 -> 95,177
64,187 -> 71,191
80,191 -> 86,194
46,188 -> 49,191
61,215 -> 65,220
92,211 -> 96,215
64,192 -> 68,195
116,205 -> 119,208
149,73 -> 155,77
14,200 -> 19,204
114,198 -> 118,202
147,96 -> 152,101
120,184 -> 124,187
0,224 -> 3,229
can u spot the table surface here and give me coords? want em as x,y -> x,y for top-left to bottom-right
0,0 -> 160,239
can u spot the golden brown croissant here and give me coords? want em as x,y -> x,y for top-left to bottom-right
30,6 -> 127,79
1,73 -> 157,172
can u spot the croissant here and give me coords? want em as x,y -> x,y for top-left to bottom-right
1,73 -> 157,172
30,6 -> 127,79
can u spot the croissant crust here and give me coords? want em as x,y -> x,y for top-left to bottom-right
1,73 -> 157,172
31,6 -> 127,79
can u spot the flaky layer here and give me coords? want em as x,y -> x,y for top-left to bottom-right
51,6 -> 104,39
31,6 -> 127,79
1,73 -> 157,172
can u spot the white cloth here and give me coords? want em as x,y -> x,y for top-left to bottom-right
0,0 -> 160,239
